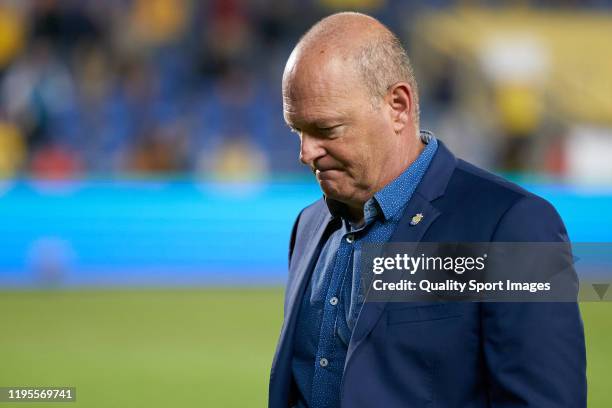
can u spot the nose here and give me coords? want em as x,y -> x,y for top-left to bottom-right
299,133 -> 325,166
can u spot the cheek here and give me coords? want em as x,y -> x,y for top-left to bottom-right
345,147 -> 377,184
335,126 -> 382,178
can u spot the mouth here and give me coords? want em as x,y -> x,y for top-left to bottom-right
315,168 -> 342,181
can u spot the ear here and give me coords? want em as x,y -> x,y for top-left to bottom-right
385,82 -> 414,135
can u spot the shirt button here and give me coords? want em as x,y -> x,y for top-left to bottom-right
329,297 -> 338,306
345,234 -> 354,243
319,358 -> 329,367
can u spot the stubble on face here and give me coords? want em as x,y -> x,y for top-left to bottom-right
282,13 -> 424,223
283,52 -> 393,208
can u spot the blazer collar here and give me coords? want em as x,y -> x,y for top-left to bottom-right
346,140 -> 458,367
413,139 -> 457,203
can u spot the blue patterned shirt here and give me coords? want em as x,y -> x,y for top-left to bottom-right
291,134 -> 438,408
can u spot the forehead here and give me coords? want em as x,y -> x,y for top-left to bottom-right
282,56 -> 364,124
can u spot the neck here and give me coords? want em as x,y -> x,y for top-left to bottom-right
370,136 -> 426,200
339,136 -> 426,225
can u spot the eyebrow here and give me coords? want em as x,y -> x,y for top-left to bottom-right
285,116 -> 344,130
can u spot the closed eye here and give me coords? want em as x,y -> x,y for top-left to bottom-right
316,124 -> 342,135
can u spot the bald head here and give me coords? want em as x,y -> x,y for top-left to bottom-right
295,12 -> 384,52
283,12 -> 419,124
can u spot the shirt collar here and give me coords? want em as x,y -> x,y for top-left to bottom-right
374,135 -> 438,220
326,132 -> 438,222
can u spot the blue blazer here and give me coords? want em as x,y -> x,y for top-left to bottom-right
269,141 -> 586,407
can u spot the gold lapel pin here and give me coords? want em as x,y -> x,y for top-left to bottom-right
410,213 -> 424,226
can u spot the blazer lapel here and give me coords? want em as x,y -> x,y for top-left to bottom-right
270,205 -> 332,405
346,140 -> 457,362
347,194 -> 441,354
285,210 -> 331,326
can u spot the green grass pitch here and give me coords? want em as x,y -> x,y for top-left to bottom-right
0,288 -> 609,407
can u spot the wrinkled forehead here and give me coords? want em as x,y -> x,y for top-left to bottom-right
284,52 -> 347,96
282,51 -> 366,119
284,78 -> 346,127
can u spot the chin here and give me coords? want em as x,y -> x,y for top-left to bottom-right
320,182 -> 351,203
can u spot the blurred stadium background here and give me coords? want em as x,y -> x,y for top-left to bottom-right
0,0 -> 610,406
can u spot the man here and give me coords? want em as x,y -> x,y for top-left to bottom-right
270,12 -> 586,408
